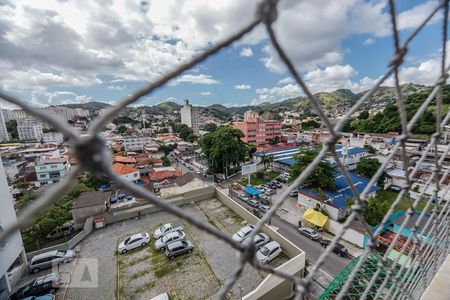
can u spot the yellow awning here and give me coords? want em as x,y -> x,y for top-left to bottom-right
302,208 -> 328,228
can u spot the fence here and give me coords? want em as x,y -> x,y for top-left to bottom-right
1,0 -> 450,299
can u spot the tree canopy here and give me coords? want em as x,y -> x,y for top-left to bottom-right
289,148 -> 336,190
203,123 -> 218,133
355,158 -> 381,178
158,143 -> 177,156
198,126 -> 252,174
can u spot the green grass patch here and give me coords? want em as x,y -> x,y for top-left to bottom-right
130,269 -> 150,280
149,244 -> 183,279
127,254 -> 152,267
376,189 -> 434,212
134,281 -> 155,294
238,170 -> 280,186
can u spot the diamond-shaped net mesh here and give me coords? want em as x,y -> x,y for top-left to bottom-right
1,1 -> 449,299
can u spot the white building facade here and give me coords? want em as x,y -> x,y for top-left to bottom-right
42,132 -> 64,145
123,135 -> 155,151
35,157 -> 70,185
0,157 -> 27,298
0,110 -> 9,142
17,123 -> 43,141
180,100 -> 200,134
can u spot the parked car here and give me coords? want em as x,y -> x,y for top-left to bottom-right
259,197 -> 270,206
289,190 -> 299,197
274,181 -> 282,188
165,240 -> 194,259
244,232 -> 270,249
153,223 -> 184,239
258,205 -> 271,214
319,239 -> 349,257
278,177 -> 288,183
282,172 -> 290,178
256,241 -> 282,264
298,227 -> 320,240
29,250 -> 76,273
118,232 -> 150,254
269,182 -> 278,189
238,194 -> 250,202
150,293 -> 170,300
22,294 -> 55,300
10,273 -> 62,300
265,189 -> 276,196
247,199 -> 260,208
232,225 -> 255,243
155,230 -> 186,251
46,221 -> 75,239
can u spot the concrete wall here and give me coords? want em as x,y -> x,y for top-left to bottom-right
215,189 -> 305,300
26,217 -> 94,261
324,219 -> 365,248
73,204 -> 105,229
99,186 -> 216,225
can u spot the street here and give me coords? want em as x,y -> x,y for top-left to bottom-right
229,191 -> 349,277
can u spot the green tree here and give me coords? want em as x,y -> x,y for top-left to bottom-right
289,148 -> 336,190
364,196 -> 390,226
302,120 -> 321,130
358,111 -> 370,120
162,156 -> 171,166
260,154 -> 274,170
158,143 -> 177,156
117,125 -> 127,134
186,133 -> 198,143
5,120 -> 18,140
355,158 -> 381,178
198,126 -> 252,174
204,123 -> 218,133
270,135 -> 281,145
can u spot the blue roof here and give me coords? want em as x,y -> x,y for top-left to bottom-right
245,185 -> 260,196
335,145 -> 368,158
298,172 -> 379,209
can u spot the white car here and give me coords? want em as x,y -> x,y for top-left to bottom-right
256,241 -> 282,264
244,232 -> 270,249
232,225 -> 255,243
118,232 -> 150,254
155,230 -> 186,251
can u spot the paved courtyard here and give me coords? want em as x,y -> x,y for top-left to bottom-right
63,198 -> 287,299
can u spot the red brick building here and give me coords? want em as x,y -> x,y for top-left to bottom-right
232,111 -> 282,147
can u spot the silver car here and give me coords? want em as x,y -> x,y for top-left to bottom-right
244,232 -> 270,249
232,225 -> 255,243
29,250 -> 76,273
155,230 -> 186,251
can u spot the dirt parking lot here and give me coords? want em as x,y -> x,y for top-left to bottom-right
62,198 -> 288,300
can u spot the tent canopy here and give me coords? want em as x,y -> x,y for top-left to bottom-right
303,208 -> 328,228
245,185 -> 260,196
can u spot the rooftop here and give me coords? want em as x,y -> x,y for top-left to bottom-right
113,155 -> 136,164
112,163 -> 139,175
298,172 -> 380,209
73,191 -> 110,209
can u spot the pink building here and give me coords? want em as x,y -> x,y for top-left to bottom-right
233,111 -> 282,147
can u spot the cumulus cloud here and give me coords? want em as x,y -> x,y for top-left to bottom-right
240,47 -> 253,57
169,74 -> 218,86
253,83 -> 302,105
234,84 -> 251,90
107,85 -> 126,91
200,91 -> 211,96
362,38 -> 375,46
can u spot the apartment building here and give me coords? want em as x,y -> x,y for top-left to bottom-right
0,110 -> 9,142
35,156 -> 70,185
123,135 -> 155,152
42,132 -> 64,145
232,111 -> 282,147
0,157 -> 27,299
17,122 -> 43,141
180,100 -> 200,134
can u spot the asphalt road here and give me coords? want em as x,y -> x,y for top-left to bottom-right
230,192 -> 349,277
270,216 -> 349,276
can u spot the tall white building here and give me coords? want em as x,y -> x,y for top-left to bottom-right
18,123 -> 43,141
0,157 -> 27,298
123,135 -> 155,151
0,110 -> 9,142
180,100 -> 200,134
